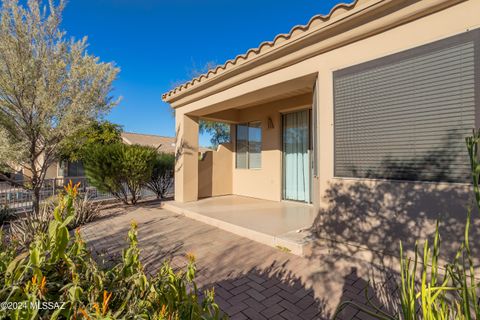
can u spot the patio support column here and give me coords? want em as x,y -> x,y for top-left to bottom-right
175,112 -> 199,202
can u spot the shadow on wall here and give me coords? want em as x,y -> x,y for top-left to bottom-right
174,126 -> 196,173
312,131 -> 480,271
350,132 -> 468,183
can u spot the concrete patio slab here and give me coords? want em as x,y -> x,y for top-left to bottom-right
162,195 -> 316,255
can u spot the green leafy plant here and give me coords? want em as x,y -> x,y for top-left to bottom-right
146,152 -> 175,199
83,143 -> 157,205
0,182 -> 225,319
333,130 -> 480,319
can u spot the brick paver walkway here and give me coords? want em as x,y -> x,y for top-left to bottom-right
81,202 -> 399,319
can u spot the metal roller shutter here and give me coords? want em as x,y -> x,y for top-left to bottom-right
333,30 -> 478,183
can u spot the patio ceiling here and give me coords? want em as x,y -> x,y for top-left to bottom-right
187,73 -> 316,118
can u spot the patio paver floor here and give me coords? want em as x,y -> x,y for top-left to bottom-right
81,202 -> 399,319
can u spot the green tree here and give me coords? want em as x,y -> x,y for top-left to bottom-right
0,0 -> 119,213
83,143 -> 156,205
146,152 -> 175,199
60,120 -> 123,161
199,120 -> 230,149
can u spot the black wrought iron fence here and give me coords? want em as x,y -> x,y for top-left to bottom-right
0,177 -> 173,213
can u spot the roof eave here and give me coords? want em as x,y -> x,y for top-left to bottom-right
162,0 -> 466,107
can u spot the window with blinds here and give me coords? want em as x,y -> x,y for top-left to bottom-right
333,30 -> 478,183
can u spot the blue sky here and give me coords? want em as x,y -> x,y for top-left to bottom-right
61,0 -> 345,146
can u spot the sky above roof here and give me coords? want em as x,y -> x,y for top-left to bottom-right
61,0 -> 346,146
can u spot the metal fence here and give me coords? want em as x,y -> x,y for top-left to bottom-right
0,177 -> 173,213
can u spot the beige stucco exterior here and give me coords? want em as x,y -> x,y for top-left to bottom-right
198,143 -> 233,198
164,0 -> 480,259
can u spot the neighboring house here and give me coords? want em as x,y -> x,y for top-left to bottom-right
121,132 -> 177,154
163,0 -> 480,255
49,132 -> 179,180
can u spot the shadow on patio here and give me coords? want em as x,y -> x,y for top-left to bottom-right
197,264 -> 401,320
83,204 -> 405,319
198,265 -> 328,319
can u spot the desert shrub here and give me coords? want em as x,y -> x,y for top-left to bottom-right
0,182 -> 224,319
146,152 -> 175,199
333,132 -> 480,319
84,143 -> 156,205
10,193 -> 101,248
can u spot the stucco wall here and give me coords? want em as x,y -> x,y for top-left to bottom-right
231,95 -> 311,201
172,0 -> 480,260
310,0 -> 480,258
198,143 -> 233,198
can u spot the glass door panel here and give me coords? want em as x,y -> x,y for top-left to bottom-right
282,110 -> 311,203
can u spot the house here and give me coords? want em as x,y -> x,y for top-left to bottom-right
10,132 -> 178,182
162,0 -> 480,257
51,132 -> 178,180
121,132 -> 177,154
53,132 -> 178,179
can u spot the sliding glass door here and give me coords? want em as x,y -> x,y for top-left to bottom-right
282,110 -> 311,203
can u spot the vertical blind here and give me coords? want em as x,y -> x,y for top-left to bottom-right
283,110 -> 310,202
248,122 -> 262,169
333,31 -> 477,183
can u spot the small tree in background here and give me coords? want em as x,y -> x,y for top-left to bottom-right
60,120 -> 123,162
146,152 -> 175,199
83,143 -> 156,205
199,120 -> 230,149
0,0 -> 119,214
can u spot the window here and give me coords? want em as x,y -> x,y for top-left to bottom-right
67,161 -> 85,177
236,122 -> 262,169
333,30 -> 478,183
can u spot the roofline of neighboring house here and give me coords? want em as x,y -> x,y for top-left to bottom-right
121,131 -> 174,139
161,0 -> 464,108
121,132 -> 175,144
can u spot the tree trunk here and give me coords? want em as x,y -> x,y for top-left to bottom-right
32,185 -> 41,215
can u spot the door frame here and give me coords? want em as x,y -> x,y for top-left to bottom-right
281,108 -> 313,203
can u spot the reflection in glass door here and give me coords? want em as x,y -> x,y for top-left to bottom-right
282,110 -> 311,203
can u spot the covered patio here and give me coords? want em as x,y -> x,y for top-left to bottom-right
163,195 -> 315,255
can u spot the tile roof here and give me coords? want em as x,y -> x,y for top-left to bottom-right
162,0 -> 361,101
